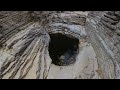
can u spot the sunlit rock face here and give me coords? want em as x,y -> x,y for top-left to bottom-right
0,11 -> 120,79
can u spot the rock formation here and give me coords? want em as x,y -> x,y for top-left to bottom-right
0,11 -> 120,79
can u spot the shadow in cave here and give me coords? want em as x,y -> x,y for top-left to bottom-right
48,33 -> 79,66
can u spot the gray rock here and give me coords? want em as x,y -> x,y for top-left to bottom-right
0,11 -> 120,79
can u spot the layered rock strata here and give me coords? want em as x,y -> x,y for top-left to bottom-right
0,11 -> 120,79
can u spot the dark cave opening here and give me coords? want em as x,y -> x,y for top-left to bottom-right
48,33 -> 79,66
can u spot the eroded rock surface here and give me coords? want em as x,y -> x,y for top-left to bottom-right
0,11 -> 120,79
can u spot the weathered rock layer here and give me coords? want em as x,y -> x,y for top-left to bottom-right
0,11 -> 120,79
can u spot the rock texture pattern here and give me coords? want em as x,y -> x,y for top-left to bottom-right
0,11 -> 120,79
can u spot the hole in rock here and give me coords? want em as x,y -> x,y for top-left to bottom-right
49,33 -> 79,66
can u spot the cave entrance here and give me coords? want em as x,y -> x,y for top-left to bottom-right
48,33 -> 79,66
